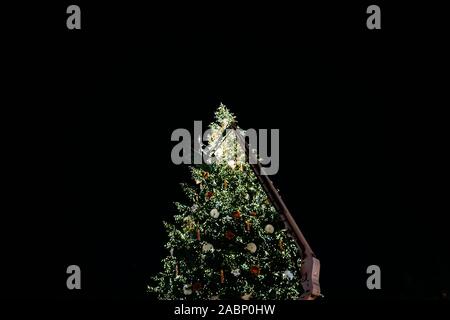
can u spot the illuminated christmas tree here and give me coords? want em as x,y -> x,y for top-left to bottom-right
149,105 -> 303,299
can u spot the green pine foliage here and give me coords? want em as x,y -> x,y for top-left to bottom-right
149,105 -> 302,299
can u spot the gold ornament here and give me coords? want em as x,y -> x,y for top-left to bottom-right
241,293 -> 252,300
245,220 -> 252,232
279,239 -> 284,251
183,216 -> 195,231
220,269 -> 225,284
246,242 -> 257,253
264,224 -> 274,234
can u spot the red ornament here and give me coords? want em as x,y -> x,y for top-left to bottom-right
205,191 -> 214,200
192,282 -> 203,291
232,210 -> 241,219
225,230 -> 235,240
250,266 -> 260,276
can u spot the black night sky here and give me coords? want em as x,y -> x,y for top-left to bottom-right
3,2 -> 449,302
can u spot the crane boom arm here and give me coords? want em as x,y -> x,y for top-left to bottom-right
232,124 -> 321,300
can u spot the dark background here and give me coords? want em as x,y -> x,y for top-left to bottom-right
2,1 -> 448,301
